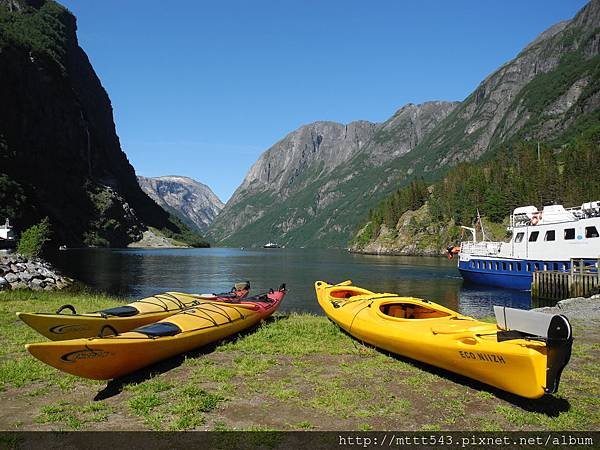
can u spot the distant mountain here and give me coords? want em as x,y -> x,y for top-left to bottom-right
138,176 -> 223,233
209,0 -> 600,248
0,0 -> 208,247
207,103 -> 458,247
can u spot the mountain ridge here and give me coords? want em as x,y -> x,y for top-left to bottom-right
137,175 -> 223,233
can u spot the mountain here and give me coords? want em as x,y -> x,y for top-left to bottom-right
0,0 -> 208,247
352,0 -> 600,254
210,0 -> 600,248
137,176 -> 224,233
208,102 -> 458,247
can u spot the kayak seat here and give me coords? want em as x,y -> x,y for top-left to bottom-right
98,306 -> 139,317
135,322 -> 182,337
381,303 -> 451,319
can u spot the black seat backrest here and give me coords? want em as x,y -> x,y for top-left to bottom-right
135,322 -> 182,337
98,306 -> 139,317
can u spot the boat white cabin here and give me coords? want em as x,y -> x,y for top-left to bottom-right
458,202 -> 600,290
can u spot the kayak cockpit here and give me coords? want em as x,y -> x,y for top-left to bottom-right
329,290 -> 364,299
379,302 -> 451,320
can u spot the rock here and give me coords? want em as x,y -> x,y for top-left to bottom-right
4,272 -> 18,283
29,278 -> 45,290
43,277 -> 56,284
0,277 -> 7,290
19,271 -> 36,282
9,281 -> 28,290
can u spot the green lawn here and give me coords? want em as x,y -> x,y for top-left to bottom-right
0,289 -> 598,431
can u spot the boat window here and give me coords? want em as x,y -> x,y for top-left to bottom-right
545,230 -> 555,241
564,228 -> 575,240
529,231 -> 539,242
494,262 -> 499,270
502,262 -> 507,270
586,226 -> 599,238
517,263 -> 522,271
470,261 -> 475,268
526,263 -> 531,272
553,263 -> 558,270
380,303 -> 450,319
515,232 -> 525,243
509,263 -> 513,271
534,263 -> 540,271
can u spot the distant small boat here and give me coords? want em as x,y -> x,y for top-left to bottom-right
263,242 -> 281,249
58,245 -> 68,251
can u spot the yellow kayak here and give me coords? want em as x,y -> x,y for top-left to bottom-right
26,286 -> 286,380
315,280 -> 572,399
17,282 -> 250,340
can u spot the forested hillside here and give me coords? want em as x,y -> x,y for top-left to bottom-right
352,132 -> 600,253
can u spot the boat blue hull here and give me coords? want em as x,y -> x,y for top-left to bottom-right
457,258 -> 597,291
458,266 -> 532,290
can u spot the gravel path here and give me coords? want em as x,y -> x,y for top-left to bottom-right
533,294 -> 600,321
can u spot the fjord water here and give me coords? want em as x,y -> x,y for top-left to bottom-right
52,248 -> 536,317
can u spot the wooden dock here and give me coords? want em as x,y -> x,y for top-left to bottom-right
532,258 -> 600,301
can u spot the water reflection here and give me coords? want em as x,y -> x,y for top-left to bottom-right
50,248 -> 543,317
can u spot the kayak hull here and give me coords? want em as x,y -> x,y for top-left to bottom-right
17,288 -> 249,340
315,280 -> 555,399
26,288 -> 285,380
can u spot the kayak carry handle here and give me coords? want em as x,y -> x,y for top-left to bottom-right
98,324 -> 119,338
56,304 -> 77,315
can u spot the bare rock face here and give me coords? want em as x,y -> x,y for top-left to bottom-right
137,176 -> 223,233
405,0 -> 600,172
208,103 -> 457,247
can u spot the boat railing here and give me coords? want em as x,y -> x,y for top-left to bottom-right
460,241 -> 503,256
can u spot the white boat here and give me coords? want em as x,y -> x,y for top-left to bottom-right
263,242 -> 281,249
0,218 -> 16,249
456,202 -> 600,290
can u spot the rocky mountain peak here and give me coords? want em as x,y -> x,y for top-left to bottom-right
137,176 -> 223,233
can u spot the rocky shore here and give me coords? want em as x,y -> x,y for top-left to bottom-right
0,254 -> 72,291
533,294 -> 600,321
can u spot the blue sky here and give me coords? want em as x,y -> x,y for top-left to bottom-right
60,0 -> 588,202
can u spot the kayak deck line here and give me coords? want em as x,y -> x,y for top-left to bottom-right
315,280 -> 573,399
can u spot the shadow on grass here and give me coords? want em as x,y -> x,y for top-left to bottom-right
339,327 -> 571,417
93,316 -> 283,401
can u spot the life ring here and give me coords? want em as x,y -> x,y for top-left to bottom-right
531,212 -> 542,225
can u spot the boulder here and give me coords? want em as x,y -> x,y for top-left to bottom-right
4,272 -> 18,283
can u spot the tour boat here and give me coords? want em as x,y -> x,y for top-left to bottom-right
456,202 -> 600,290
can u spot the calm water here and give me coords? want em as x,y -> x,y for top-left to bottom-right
51,248 -> 541,317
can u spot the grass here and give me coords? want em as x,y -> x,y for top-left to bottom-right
0,290 -> 598,431
36,401 -> 113,430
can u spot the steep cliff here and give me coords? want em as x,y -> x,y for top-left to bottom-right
396,0 -> 600,175
208,102 -> 458,247
138,176 -> 223,233
0,0 -> 207,247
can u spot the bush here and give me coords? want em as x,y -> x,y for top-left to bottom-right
17,217 -> 52,257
